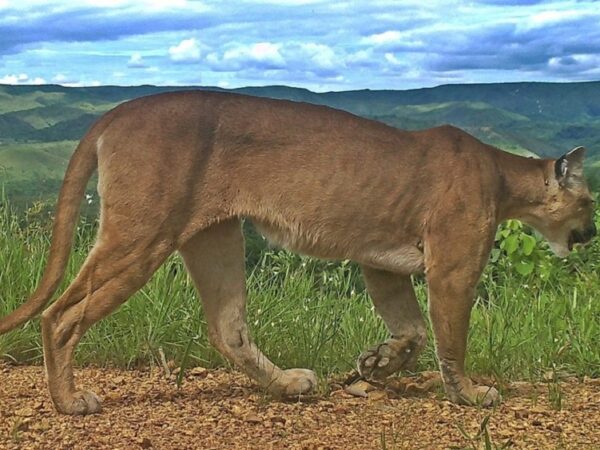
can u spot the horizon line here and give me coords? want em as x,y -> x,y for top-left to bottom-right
1,79 -> 600,95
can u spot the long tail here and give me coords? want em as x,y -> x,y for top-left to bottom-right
0,132 -> 99,334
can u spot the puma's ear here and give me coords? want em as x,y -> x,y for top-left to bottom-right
555,146 -> 586,185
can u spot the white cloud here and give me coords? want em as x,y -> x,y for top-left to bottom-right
252,42 -> 283,63
169,38 -> 201,63
363,30 -> 402,45
52,73 -> 78,84
0,73 -> 45,84
295,43 -> 338,70
384,53 -> 402,66
346,49 -> 374,67
223,42 -> 285,66
527,10 -> 587,28
127,52 -> 147,68
210,41 -> 344,74
75,0 -> 191,9
140,0 -> 189,9
52,73 -> 99,86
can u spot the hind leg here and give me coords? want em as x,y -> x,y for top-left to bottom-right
41,234 -> 173,415
357,266 -> 427,380
179,219 -> 317,397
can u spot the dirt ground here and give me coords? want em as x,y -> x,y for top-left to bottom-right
0,363 -> 599,450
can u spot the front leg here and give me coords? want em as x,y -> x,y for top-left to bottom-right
357,266 -> 427,380
425,226 -> 500,407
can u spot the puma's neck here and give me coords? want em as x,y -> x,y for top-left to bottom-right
496,152 -> 552,223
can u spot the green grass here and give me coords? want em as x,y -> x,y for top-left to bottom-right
0,198 -> 599,382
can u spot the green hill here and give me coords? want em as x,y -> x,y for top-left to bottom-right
1,81 -> 600,204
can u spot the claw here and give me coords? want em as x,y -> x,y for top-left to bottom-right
358,336 -> 424,380
364,356 -> 377,368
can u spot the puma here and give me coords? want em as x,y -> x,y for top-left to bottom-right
0,91 -> 595,415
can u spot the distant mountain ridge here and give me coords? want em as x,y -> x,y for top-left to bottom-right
1,81 -> 600,202
2,81 -> 600,155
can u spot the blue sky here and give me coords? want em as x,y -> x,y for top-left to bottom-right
1,0 -> 599,91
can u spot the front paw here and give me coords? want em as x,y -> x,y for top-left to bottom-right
357,336 -> 421,380
54,390 -> 102,415
447,384 -> 500,407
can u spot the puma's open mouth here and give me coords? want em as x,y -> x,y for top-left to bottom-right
568,226 -> 596,251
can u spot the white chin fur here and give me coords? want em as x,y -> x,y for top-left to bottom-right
548,242 -> 570,258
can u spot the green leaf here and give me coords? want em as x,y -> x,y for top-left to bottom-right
515,260 -> 534,276
521,234 -> 537,256
507,219 -> 522,231
490,248 -> 501,263
504,235 -> 519,254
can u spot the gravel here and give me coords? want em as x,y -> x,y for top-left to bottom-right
1,363 -> 599,449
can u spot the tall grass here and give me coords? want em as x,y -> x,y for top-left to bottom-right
0,198 -> 598,380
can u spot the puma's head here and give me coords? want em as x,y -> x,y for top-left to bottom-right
534,147 -> 596,257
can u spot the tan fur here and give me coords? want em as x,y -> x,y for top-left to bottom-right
0,91 -> 595,414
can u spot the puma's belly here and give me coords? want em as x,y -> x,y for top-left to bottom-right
251,219 -> 424,275
356,246 -> 424,274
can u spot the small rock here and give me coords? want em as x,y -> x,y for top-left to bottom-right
104,392 -> 121,402
245,413 -> 262,424
230,405 -> 244,418
15,407 -> 35,417
189,367 -> 208,377
31,420 -> 51,432
547,423 -> 563,433
345,384 -> 368,398
345,380 -> 376,398
333,405 -> 349,414
270,416 -> 286,425
509,381 -> 535,395
368,390 -> 388,401
33,401 -> 44,410
530,407 -> 550,416
513,408 -> 529,419
583,376 -> 600,385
